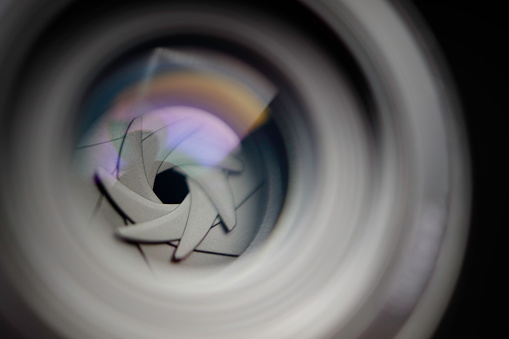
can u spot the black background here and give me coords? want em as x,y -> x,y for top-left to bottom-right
409,1 -> 507,338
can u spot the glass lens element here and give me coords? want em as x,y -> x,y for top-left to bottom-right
74,47 -> 287,269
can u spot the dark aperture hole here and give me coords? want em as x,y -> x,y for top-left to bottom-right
153,169 -> 189,204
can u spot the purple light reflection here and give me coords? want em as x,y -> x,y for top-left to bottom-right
142,106 -> 241,168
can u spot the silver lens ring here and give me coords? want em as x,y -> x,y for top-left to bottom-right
0,1 -> 469,338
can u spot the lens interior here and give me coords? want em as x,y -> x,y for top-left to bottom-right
73,46 -> 288,271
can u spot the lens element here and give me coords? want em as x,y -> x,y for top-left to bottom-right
74,47 -> 287,271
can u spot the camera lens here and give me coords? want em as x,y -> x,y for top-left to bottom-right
0,1 -> 470,338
